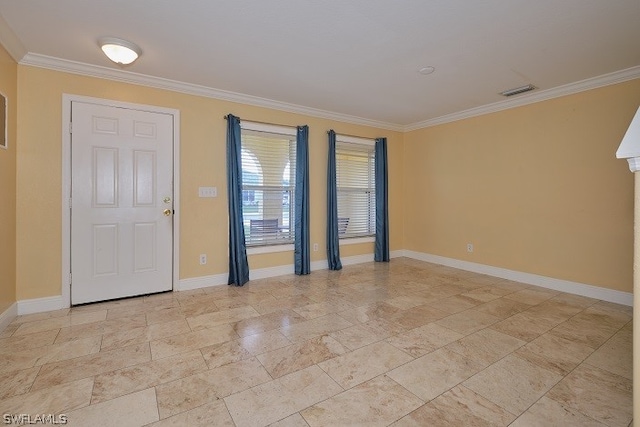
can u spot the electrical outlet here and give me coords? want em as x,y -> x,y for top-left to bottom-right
467,243 -> 474,253
199,254 -> 207,265
313,243 -> 318,252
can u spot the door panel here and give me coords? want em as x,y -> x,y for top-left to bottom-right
133,150 -> 156,206
93,147 -> 118,206
134,222 -> 157,272
71,102 -> 173,305
93,224 -> 118,276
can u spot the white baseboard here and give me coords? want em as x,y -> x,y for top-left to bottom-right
250,264 -> 296,280
17,295 -> 66,315
404,250 -> 633,306
390,250 -> 406,259
250,253 -> 381,279
177,273 -> 228,291
0,303 -> 17,333
23,249 -> 621,316
178,251 -> 403,291
12,251 -> 398,313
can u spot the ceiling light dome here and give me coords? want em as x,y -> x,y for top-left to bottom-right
418,66 -> 435,75
98,37 -> 141,65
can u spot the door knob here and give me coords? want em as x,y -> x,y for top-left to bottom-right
163,209 -> 172,216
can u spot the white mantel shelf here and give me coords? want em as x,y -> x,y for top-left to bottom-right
616,106 -> 640,172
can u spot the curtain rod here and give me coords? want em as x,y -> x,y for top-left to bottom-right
224,115 -> 298,130
328,130 -> 378,140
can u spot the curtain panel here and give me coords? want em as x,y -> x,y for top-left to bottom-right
326,130 -> 343,270
374,137 -> 390,262
294,125 -> 311,275
226,114 -> 250,285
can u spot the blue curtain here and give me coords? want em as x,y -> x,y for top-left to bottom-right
326,130 -> 342,270
226,114 -> 250,286
294,125 -> 310,275
375,137 -> 390,262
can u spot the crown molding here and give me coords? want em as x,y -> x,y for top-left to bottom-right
404,66 -> 640,131
0,13 -> 27,61
19,53 -> 404,132
16,53 -> 640,134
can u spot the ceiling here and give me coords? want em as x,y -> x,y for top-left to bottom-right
0,0 -> 639,130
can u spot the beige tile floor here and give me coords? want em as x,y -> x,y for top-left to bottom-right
0,258 -> 632,426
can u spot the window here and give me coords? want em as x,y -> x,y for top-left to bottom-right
336,138 -> 375,238
241,123 -> 296,246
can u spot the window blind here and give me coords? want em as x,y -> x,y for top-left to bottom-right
336,140 -> 375,238
241,127 -> 296,246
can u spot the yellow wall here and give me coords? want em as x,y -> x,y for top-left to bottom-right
404,80 -> 640,292
10,62 -> 639,302
15,66 -> 404,300
0,44 -> 17,312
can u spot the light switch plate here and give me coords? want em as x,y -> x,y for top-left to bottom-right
198,186 -> 217,198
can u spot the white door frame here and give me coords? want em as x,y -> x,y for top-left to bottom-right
61,94 -> 180,307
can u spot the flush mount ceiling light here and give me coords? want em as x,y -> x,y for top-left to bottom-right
500,84 -> 537,97
418,66 -> 436,75
98,37 -> 141,65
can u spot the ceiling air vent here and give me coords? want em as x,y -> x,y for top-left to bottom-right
500,84 -> 537,97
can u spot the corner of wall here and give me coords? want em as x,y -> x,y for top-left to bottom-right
0,303 -> 17,334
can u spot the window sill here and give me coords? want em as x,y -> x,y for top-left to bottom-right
339,236 -> 375,245
246,237 -> 373,254
247,243 -> 294,255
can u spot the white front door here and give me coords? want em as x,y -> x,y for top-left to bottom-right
71,101 -> 174,305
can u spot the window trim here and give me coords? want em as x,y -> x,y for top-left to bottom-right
336,134 -> 375,146
241,120 -> 296,136
339,236 -> 375,245
247,244 -> 294,255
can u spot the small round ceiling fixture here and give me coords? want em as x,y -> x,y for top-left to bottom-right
98,37 -> 142,65
418,66 -> 435,75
